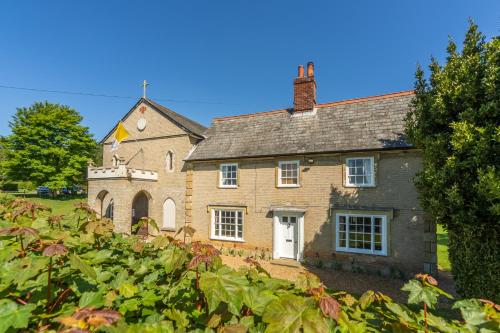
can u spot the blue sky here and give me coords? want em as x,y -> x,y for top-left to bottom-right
0,1 -> 498,140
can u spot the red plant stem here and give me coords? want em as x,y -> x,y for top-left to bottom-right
15,297 -> 27,305
49,288 -> 72,313
195,267 -> 199,290
18,234 -> 26,257
424,303 -> 428,333
46,258 -> 52,308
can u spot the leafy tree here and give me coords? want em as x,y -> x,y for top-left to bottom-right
406,22 -> 499,301
0,137 -> 8,186
5,102 -> 96,191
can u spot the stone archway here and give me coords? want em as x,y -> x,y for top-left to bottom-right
96,190 -> 113,219
132,191 -> 150,236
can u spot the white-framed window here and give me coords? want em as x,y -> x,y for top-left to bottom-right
219,163 -> 238,188
335,213 -> 387,256
345,157 -> 375,187
211,209 -> 244,241
278,160 -> 300,187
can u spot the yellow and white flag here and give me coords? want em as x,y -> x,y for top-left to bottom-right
111,122 -> 129,151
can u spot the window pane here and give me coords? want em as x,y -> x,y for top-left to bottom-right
338,214 -> 384,253
221,165 -> 237,186
346,158 -> 373,186
280,162 -> 299,185
213,209 -> 243,240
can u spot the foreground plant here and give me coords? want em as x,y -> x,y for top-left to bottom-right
0,197 -> 498,332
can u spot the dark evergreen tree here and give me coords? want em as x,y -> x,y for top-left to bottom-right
406,22 -> 499,301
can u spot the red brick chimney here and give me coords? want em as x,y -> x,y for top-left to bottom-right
293,62 -> 316,112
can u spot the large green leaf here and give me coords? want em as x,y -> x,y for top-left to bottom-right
119,282 -> 139,298
161,246 -> 188,274
3,256 -> 49,287
243,285 -> 278,316
69,253 -> 97,280
401,280 -> 438,308
163,309 -> 189,329
78,291 -> 105,308
199,266 -> 249,314
262,295 -> 328,333
0,299 -> 36,333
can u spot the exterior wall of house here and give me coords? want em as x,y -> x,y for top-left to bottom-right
188,150 -> 436,275
88,101 -> 198,235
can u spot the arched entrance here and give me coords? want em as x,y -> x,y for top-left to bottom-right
96,190 -> 113,220
132,191 -> 150,236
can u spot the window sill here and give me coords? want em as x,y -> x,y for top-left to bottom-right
277,184 -> 300,188
218,185 -> 238,189
335,248 -> 387,256
210,237 -> 245,243
344,184 -> 376,188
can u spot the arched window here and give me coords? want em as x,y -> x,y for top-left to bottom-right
112,155 -> 119,166
162,198 -> 176,230
166,151 -> 174,172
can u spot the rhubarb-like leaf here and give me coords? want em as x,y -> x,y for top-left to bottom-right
0,299 -> 36,333
262,295 -> 328,333
199,266 -> 249,314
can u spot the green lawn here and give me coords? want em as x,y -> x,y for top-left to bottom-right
437,224 -> 451,271
1,193 -> 86,216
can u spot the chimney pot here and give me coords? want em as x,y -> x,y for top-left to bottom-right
306,62 -> 314,77
293,62 -> 317,112
298,65 -> 304,78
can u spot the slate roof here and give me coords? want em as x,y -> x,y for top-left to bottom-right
186,91 -> 414,161
146,99 -> 207,137
100,98 -> 207,143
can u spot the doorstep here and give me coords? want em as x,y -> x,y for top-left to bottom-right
270,258 -> 302,268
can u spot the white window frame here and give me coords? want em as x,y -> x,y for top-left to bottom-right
219,163 -> 238,188
335,213 -> 387,256
278,160 -> 300,188
211,209 -> 244,242
345,157 -> 375,187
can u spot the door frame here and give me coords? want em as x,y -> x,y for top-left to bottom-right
272,211 -> 304,261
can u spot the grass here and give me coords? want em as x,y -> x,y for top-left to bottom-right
1,192 -> 86,216
437,224 -> 451,271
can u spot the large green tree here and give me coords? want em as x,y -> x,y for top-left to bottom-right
406,22 -> 499,301
0,136 -> 8,186
6,102 -> 97,190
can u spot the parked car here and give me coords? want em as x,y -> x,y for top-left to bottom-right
36,186 -> 51,196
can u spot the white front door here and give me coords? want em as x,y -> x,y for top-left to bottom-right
280,215 -> 298,259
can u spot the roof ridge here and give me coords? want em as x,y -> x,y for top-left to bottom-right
146,98 -> 207,129
145,98 -> 207,136
213,90 -> 414,122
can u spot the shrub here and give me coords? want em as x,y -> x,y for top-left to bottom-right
405,21 -> 500,301
1,182 -> 18,192
0,197 -> 498,332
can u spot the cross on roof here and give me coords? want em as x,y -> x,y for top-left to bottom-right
142,80 -> 149,99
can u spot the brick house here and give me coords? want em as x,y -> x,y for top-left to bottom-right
88,62 -> 437,275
